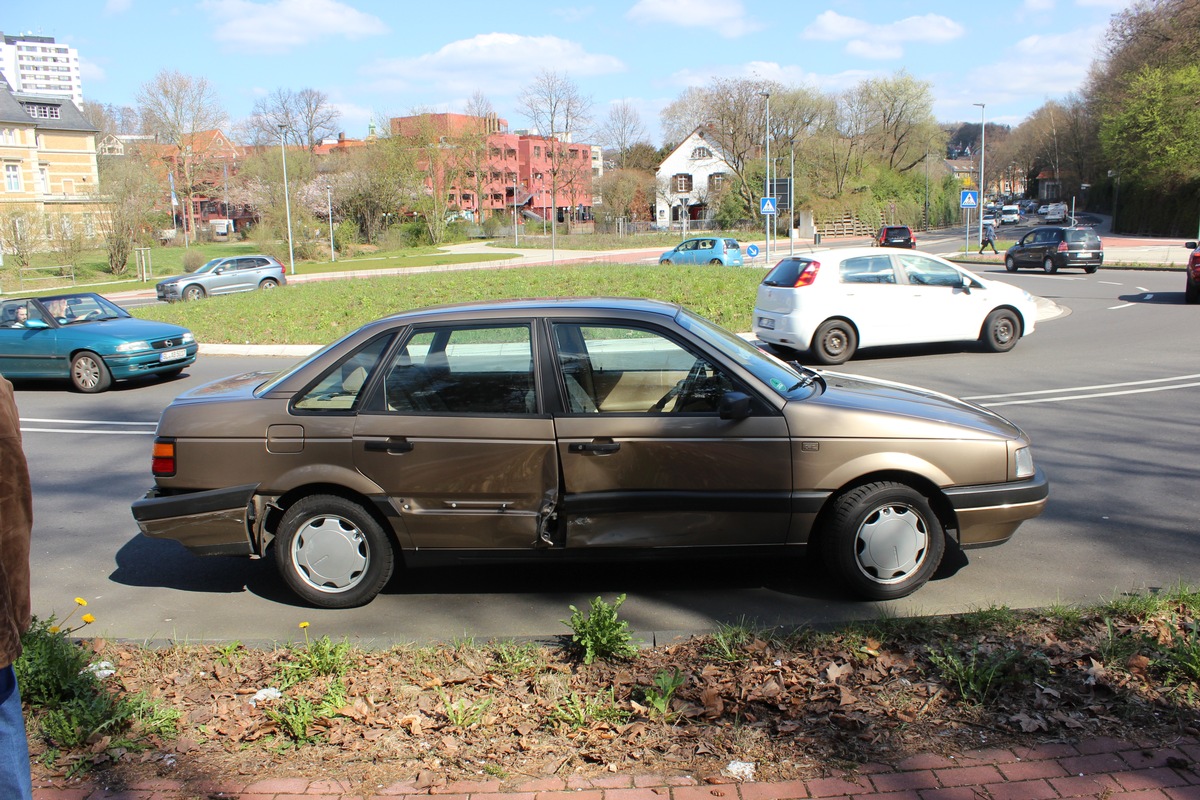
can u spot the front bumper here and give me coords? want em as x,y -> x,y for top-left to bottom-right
943,467 -> 1049,547
106,344 -> 198,379
132,484 -> 258,556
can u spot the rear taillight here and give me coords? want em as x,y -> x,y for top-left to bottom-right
792,261 -> 821,287
152,437 -> 176,477
1057,241 -> 1069,252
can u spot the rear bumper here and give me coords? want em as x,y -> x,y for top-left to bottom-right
943,467 -> 1049,547
131,484 -> 258,556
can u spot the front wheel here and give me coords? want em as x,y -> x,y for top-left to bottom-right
810,320 -> 857,365
659,259 -> 673,266
182,284 -> 206,301
1043,257 -> 1057,274
821,482 -> 945,600
981,309 -> 1021,352
70,351 -> 112,393
1005,255 -> 1017,272
274,495 -> 395,608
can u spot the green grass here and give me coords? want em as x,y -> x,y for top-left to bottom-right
132,262 -> 769,345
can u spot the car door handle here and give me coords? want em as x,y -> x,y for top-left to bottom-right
364,437 -> 414,454
568,441 -> 620,454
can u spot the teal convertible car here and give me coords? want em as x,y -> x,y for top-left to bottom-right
0,292 -> 197,392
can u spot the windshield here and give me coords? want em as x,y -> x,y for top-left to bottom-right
37,293 -> 130,325
675,308 -> 821,400
193,259 -> 225,274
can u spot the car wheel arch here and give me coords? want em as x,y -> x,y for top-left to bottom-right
808,469 -> 959,548
257,482 -> 408,557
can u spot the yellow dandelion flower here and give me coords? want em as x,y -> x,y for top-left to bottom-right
81,614 -> 95,624
48,625 -> 60,634
74,597 -> 88,607
299,621 -> 310,629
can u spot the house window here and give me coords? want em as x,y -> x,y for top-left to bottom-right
4,164 -> 20,192
708,173 -> 727,191
24,104 -> 60,119
534,146 -> 541,158
672,174 -> 693,193
691,147 -> 712,159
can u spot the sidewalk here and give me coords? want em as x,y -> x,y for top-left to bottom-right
31,734 -> 1200,799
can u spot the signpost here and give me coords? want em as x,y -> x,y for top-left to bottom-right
960,190 -> 979,253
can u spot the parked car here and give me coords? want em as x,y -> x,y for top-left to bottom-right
751,247 -> 1037,365
1044,204 -> 1068,224
1036,205 -> 1050,217
875,225 -> 916,249
1184,241 -> 1200,304
130,297 -> 1047,607
1005,226 -> 1103,274
1000,205 -> 1021,224
0,292 -> 196,392
658,237 -> 743,266
156,255 -> 287,302
981,213 -> 999,230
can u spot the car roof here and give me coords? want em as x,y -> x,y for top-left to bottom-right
374,296 -> 685,325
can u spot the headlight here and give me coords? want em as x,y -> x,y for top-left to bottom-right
115,340 -> 151,353
181,332 -> 195,344
1014,446 -> 1035,479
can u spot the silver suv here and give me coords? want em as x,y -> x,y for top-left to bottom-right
156,255 -> 287,302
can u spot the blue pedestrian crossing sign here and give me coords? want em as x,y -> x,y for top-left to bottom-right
746,244 -> 759,257
960,190 -> 979,209
760,197 -> 778,215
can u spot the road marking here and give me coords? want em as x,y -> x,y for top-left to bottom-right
19,417 -> 157,435
1099,281 -> 1123,285
966,374 -> 1200,407
1109,303 -> 1135,309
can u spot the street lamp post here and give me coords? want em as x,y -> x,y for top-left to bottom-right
789,139 -> 795,256
973,103 -> 986,248
513,175 -> 519,246
278,124 -> 295,275
760,91 -> 771,262
326,184 -> 335,262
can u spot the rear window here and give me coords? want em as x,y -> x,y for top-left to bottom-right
763,258 -> 814,286
723,239 -> 740,250
1065,230 -> 1101,247
885,227 -> 910,236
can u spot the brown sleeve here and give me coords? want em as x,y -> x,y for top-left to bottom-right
0,376 -> 32,667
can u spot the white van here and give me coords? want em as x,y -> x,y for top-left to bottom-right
1045,203 -> 1067,224
1000,205 -> 1020,224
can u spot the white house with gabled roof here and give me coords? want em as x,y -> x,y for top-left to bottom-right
654,126 -> 733,228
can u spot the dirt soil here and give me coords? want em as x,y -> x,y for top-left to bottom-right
28,605 -> 1200,796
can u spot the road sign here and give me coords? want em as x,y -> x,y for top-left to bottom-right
760,197 -> 777,215
960,190 -> 979,209
746,244 -> 760,258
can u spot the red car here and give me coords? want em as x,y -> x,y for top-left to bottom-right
1185,241 -> 1200,304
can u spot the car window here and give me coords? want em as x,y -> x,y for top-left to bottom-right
698,239 -> 714,250
553,324 -> 735,414
380,324 -> 535,415
679,240 -> 698,251
723,239 -> 739,250
896,254 -> 964,287
1065,230 -> 1101,247
293,335 -> 392,412
839,255 -> 896,284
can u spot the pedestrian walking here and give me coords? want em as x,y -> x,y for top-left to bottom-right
0,375 -> 33,800
979,222 -> 998,254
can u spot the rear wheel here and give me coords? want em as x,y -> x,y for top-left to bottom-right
274,495 -> 395,608
1005,255 -> 1017,272
810,320 -> 856,365
1187,277 -> 1200,304
1043,257 -> 1057,274
981,309 -> 1021,352
259,278 -> 279,290
708,258 -> 722,265
1084,266 -> 1098,274
70,351 -> 112,393
821,481 -> 945,600
182,284 -> 206,301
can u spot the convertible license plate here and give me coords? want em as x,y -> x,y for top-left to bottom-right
758,317 -> 775,329
160,348 -> 186,362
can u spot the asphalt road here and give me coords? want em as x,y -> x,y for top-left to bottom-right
11,264 -> 1199,647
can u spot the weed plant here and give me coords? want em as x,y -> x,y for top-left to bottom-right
563,593 -> 640,665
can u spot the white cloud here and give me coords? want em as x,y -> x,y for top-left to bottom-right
1022,0 -> 1055,11
368,33 -> 624,96
666,61 -> 873,95
104,0 -> 133,13
626,0 -> 761,38
200,0 -> 387,51
802,10 -> 964,60
552,5 -> 596,23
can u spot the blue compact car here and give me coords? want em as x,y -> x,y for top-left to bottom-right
0,292 -> 197,392
659,237 -> 744,266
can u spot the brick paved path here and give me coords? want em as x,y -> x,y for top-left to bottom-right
30,735 -> 1200,800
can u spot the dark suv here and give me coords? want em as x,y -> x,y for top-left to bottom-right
875,225 -> 916,249
1184,241 -> 1200,304
1004,226 -> 1103,274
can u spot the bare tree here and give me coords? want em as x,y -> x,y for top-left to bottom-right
517,70 -> 593,247
295,88 -> 341,150
248,88 -> 340,152
136,70 -> 228,242
93,153 -> 160,274
464,90 -> 496,120
596,100 -> 647,168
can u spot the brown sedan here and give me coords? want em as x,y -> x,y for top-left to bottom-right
132,298 -> 1048,608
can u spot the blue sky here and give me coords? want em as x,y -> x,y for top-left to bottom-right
8,0 -> 1130,145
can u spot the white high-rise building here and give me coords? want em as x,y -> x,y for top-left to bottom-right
0,32 -> 83,106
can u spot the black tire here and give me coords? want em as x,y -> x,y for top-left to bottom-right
659,259 -> 673,266
1187,278 -> 1200,305
259,278 -> 279,290
981,309 -> 1021,352
708,258 -> 722,265
182,284 -> 206,301
1084,266 -> 1098,274
274,495 -> 395,608
1042,257 -> 1057,274
70,351 -> 112,393
810,320 -> 856,365
159,368 -> 184,380
821,481 -> 945,600
1005,255 -> 1017,272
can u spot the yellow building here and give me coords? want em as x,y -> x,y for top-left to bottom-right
0,74 -> 100,253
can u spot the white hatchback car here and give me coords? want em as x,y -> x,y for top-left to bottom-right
752,248 -> 1038,364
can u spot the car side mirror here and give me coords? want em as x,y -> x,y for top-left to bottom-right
719,391 -> 752,420
24,319 -> 49,329
213,267 -> 224,274
1186,242 -> 1197,250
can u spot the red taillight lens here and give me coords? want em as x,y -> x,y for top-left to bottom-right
793,261 -> 821,287
152,438 -> 176,477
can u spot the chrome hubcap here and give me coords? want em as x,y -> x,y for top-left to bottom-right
73,358 -> 100,389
